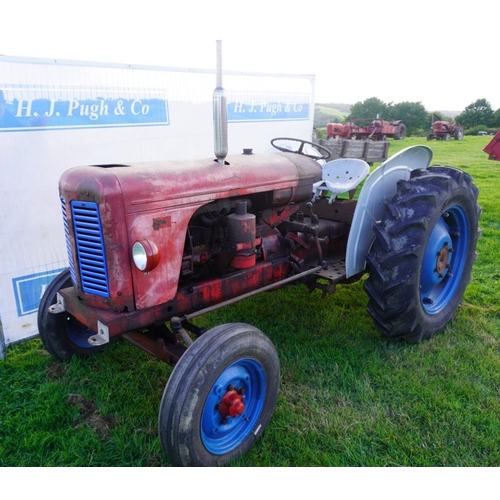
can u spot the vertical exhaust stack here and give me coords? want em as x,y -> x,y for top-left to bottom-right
213,40 -> 228,165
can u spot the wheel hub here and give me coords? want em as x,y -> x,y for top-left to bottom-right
217,384 -> 245,423
435,242 -> 452,277
200,357 -> 269,456
421,217 -> 453,294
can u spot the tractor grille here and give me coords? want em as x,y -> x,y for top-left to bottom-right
61,196 -> 77,285
69,201 -> 110,297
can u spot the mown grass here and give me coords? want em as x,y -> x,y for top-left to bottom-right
1,136 -> 499,467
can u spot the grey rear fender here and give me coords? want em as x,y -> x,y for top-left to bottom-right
345,145 -> 433,278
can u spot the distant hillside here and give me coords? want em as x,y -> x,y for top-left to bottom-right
317,103 -> 352,114
315,102 -> 460,127
314,103 -> 350,128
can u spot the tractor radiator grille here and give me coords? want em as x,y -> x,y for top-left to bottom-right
70,201 -> 110,297
61,196 -> 77,285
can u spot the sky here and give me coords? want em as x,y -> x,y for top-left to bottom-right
1,0 -> 497,112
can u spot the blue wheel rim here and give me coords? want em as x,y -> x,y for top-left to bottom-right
420,205 -> 469,314
201,358 -> 267,455
64,315 -> 97,349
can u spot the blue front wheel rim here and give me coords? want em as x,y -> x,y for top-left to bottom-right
201,358 -> 267,455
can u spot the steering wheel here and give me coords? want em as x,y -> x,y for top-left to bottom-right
271,137 -> 331,161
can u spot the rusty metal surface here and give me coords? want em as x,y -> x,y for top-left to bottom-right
185,264 -> 324,321
59,259 -> 292,338
122,330 -> 186,365
60,152 -> 322,310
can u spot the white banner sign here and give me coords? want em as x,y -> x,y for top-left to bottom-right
0,56 -> 314,354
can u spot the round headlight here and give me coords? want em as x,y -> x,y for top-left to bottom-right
132,240 -> 160,272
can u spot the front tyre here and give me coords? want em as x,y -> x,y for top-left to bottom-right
158,323 -> 280,466
364,167 -> 481,343
37,269 -> 104,361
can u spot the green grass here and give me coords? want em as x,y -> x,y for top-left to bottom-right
1,136 -> 499,467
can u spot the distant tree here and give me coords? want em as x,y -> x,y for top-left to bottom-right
455,99 -> 494,128
347,97 -> 389,121
387,101 -> 428,136
491,108 -> 500,129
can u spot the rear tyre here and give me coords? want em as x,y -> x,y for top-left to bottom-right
37,269 -> 104,361
394,123 -> 406,140
364,167 -> 481,342
158,323 -> 280,466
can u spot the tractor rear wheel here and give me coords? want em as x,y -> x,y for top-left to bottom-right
394,123 -> 406,140
364,167 -> 481,343
158,323 -> 280,466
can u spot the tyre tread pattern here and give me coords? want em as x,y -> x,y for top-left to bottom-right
158,323 -> 280,466
364,166 -> 481,343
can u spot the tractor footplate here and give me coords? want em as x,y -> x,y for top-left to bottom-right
314,260 -> 346,281
308,260 -> 347,296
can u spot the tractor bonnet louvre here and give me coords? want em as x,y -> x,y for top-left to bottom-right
70,201 -> 110,297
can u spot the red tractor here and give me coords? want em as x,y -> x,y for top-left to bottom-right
427,116 -> 464,141
327,118 -> 406,140
38,47 -> 481,466
483,130 -> 500,160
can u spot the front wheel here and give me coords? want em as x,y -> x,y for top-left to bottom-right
364,166 -> 481,343
37,269 -> 105,361
158,323 -> 280,466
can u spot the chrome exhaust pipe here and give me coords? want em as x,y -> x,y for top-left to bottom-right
213,40 -> 228,164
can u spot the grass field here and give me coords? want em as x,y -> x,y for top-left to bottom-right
1,136 -> 499,467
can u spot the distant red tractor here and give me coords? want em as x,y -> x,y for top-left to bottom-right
427,118 -> 464,141
327,118 -> 406,141
484,130 -> 500,160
